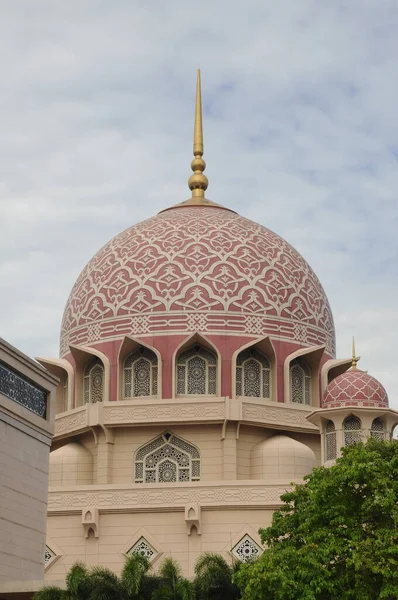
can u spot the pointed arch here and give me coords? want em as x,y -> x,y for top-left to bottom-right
324,420 -> 337,461
370,417 -> 385,441
284,345 -> 325,406
231,337 -> 276,401
70,345 -> 110,406
172,333 -> 221,397
117,336 -> 161,400
290,357 -> 311,405
134,431 -> 200,483
83,358 -> 104,404
343,415 -> 362,446
36,357 -> 74,412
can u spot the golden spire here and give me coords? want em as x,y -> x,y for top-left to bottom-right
188,69 -> 208,199
159,70 -> 236,214
351,336 -> 360,369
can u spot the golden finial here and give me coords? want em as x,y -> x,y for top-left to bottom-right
188,69 -> 208,199
351,336 -> 360,369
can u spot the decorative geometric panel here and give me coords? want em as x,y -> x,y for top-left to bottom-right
135,432 -> 200,484
83,358 -> 104,404
127,537 -> 157,561
290,358 -> 311,405
325,420 -> 337,461
124,347 -> 158,398
232,534 -> 262,563
176,345 -> 217,395
44,545 -> 55,564
0,361 -> 47,418
370,418 -> 384,441
236,348 -> 271,398
344,416 -> 361,446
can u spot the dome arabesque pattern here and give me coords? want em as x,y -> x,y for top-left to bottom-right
61,206 -> 335,356
323,369 -> 389,409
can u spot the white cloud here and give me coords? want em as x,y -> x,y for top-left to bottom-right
0,0 -> 397,408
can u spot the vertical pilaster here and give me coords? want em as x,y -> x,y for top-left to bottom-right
222,423 -> 237,480
96,428 -> 114,484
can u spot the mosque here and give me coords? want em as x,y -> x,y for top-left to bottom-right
36,71 -> 398,579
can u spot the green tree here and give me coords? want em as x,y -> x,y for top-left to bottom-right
33,554 -> 155,600
152,557 -> 195,600
194,552 -> 242,600
235,439 -> 398,600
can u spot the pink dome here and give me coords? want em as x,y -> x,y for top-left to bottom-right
323,369 -> 389,409
60,205 -> 335,356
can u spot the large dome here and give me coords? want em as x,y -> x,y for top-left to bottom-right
60,205 -> 335,356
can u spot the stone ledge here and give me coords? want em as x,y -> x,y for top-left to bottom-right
48,481 -> 290,512
53,397 -> 319,439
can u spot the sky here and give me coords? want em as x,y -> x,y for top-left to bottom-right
0,1 -> 397,408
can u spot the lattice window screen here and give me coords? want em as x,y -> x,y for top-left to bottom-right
83,358 -> 104,404
127,537 -> 157,561
176,345 -> 217,395
290,358 -> 311,405
124,347 -> 158,398
236,348 -> 271,398
135,432 -> 200,483
232,535 -> 262,563
344,416 -> 362,446
370,418 -> 384,441
44,545 -> 55,565
325,420 -> 337,460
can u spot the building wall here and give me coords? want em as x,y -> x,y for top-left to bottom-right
237,425 -> 269,479
45,507 -> 275,580
0,339 -> 57,582
45,420 -> 321,579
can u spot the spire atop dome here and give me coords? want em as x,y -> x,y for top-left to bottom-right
193,69 -> 204,159
351,336 -> 360,370
159,71 -> 236,214
188,69 -> 209,199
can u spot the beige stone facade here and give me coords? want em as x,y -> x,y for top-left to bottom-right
45,418 -> 318,579
0,338 -> 57,583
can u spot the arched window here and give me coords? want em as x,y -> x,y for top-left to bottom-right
344,416 -> 361,446
370,418 -> 384,441
290,358 -> 311,405
176,345 -> 217,395
134,432 -> 200,483
325,420 -> 337,461
236,348 -> 271,398
83,358 -> 104,404
124,347 -> 158,398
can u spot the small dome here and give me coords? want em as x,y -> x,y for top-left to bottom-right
49,442 -> 93,486
250,434 -> 316,482
323,369 -> 388,409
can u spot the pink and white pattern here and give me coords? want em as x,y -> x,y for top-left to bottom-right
61,207 -> 335,355
323,370 -> 389,408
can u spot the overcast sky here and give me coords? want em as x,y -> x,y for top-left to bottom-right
0,1 -> 397,408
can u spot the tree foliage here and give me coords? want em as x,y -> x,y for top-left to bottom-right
235,439 -> 398,600
152,557 -> 195,600
34,555 -> 195,600
194,552 -> 241,600
34,554 -> 152,600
